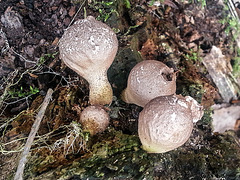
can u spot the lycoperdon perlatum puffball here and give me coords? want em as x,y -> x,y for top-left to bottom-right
59,16 -> 118,105
138,95 -> 204,153
121,60 -> 176,107
80,105 -> 110,136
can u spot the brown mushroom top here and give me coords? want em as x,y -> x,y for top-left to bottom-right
138,94 -> 203,153
80,105 -> 110,136
59,16 -> 118,81
122,60 -> 176,107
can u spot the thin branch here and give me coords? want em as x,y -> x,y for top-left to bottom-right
68,0 -> 87,28
14,88 -> 53,180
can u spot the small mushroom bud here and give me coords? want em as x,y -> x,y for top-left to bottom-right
138,95 -> 203,153
80,105 -> 110,136
59,16 -> 118,105
121,60 -> 176,107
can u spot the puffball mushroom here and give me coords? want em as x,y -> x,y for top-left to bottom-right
80,105 -> 110,136
121,60 -> 176,107
138,95 -> 203,153
59,16 -> 118,105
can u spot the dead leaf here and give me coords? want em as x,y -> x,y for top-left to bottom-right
68,6 -> 76,17
28,72 -> 38,78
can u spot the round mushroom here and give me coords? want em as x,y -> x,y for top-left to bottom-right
59,16 -> 118,105
80,105 -> 110,136
121,60 -> 176,107
138,94 -> 204,153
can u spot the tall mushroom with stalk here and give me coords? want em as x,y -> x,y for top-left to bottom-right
121,60 -> 176,107
59,16 -> 118,105
59,16 -> 118,135
138,95 -> 204,153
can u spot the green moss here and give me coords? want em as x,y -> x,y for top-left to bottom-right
60,129 -> 141,179
25,125 -> 240,180
179,83 -> 204,103
232,48 -> 240,77
201,108 -> 213,126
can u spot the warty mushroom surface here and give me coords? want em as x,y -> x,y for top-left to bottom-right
138,94 -> 203,153
121,60 -> 176,107
59,16 -> 118,105
80,105 -> 110,136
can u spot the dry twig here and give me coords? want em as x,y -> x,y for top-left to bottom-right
14,88 -> 53,180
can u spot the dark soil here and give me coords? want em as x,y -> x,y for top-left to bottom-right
0,0 -> 240,179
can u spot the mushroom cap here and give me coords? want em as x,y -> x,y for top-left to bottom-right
80,105 -> 110,135
122,60 -> 176,107
59,16 -> 118,80
138,94 -> 203,153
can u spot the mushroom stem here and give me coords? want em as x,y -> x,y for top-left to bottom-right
87,70 -> 113,105
121,88 -> 134,105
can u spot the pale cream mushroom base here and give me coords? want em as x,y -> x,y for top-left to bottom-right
138,95 -> 203,153
59,16 -> 118,105
80,105 -> 110,136
122,60 -> 176,107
